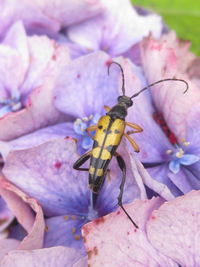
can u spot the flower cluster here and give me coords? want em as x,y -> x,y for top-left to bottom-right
0,0 -> 200,266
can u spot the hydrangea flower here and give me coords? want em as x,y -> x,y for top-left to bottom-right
66,0 -> 163,58
0,0 -> 199,266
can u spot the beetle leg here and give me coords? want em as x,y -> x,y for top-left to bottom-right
115,152 -> 138,228
86,125 -> 97,139
104,105 -> 111,112
125,122 -> 143,134
123,133 -> 140,153
73,151 -> 91,171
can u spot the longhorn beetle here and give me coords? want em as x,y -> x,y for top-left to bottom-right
73,62 -> 188,228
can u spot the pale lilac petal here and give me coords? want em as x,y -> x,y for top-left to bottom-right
2,138 -> 90,217
146,165 -> 181,197
68,0 -> 162,55
147,190 -> 200,266
1,246 -> 85,267
133,157 -> 175,200
83,198 -> 177,266
0,0 -> 102,36
141,33 -> 200,140
0,22 -> 28,96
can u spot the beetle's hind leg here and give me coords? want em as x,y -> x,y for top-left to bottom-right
115,152 -> 138,229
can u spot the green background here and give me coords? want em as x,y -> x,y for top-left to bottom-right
132,0 -> 200,56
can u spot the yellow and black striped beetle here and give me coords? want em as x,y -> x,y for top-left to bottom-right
73,62 -> 188,228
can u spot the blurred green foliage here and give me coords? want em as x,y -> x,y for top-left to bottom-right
132,0 -> 200,56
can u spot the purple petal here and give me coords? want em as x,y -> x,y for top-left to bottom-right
0,123 -> 70,160
3,138 -> 90,217
54,51 -> 118,118
44,215 -> 86,251
168,168 -> 200,194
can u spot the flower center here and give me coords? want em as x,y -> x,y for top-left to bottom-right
167,142 -> 200,174
73,113 -> 101,151
0,91 -> 22,118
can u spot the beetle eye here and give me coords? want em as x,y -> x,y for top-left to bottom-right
127,99 -> 133,107
117,96 -> 123,102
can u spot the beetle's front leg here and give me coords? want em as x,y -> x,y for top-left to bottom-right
125,122 -> 143,134
73,151 -> 91,171
86,125 -> 98,139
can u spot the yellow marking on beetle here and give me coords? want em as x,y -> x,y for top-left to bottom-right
89,166 -> 95,175
94,115 -> 125,147
96,168 -> 104,176
92,147 -> 111,160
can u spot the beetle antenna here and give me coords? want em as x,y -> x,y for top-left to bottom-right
130,78 -> 189,99
108,62 -> 125,96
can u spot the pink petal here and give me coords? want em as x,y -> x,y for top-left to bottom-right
141,32 -> 200,140
147,190 -> 200,266
0,239 -> 19,261
1,246 -> 86,267
0,175 -> 45,250
83,198 -> 178,266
